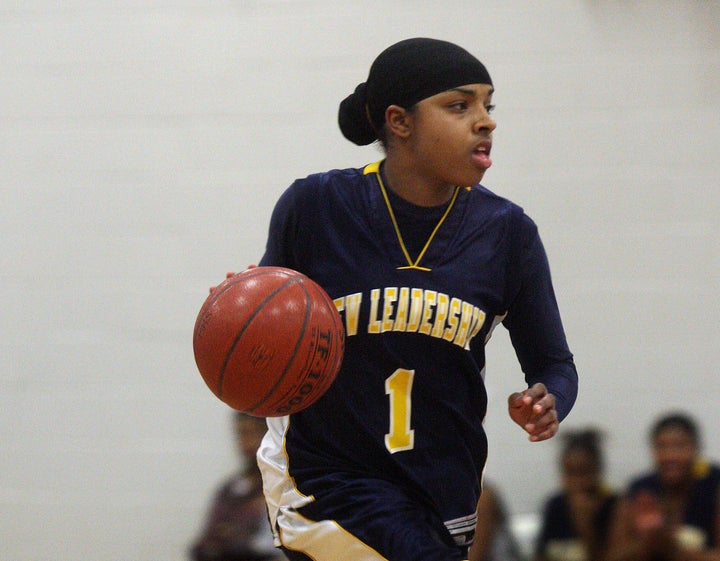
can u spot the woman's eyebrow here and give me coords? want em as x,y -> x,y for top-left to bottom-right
447,86 -> 495,97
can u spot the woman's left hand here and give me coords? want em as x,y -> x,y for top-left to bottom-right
507,383 -> 559,442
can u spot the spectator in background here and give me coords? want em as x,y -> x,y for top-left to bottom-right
605,412 -> 720,561
534,428 -> 617,561
469,482 -> 524,561
189,412 -> 286,561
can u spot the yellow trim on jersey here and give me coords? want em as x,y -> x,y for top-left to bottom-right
693,458 -> 711,479
364,160 -> 460,272
363,160 -> 382,175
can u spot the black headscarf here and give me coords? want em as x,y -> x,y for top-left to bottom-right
338,38 -> 493,145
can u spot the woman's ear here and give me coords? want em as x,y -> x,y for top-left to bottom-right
385,105 -> 412,139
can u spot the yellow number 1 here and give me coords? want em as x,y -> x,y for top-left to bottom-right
385,368 -> 415,453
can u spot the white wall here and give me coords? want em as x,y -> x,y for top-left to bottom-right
2,1 -> 718,559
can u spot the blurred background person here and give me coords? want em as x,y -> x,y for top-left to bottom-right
605,412 -> 720,561
189,412 -> 286,561
469,482 -> 524,561
534,428 -> 617,561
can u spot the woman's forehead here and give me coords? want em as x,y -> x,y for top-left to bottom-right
423,83 -> 494,102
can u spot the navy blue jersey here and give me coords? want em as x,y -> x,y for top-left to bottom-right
257,162 -> 577,560
535,490 -> 618,560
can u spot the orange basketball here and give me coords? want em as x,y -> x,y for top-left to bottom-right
193,267 -> 344,416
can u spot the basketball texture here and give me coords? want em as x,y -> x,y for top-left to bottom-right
193,267 -> 345,416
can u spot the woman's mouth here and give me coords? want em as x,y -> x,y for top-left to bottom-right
472,141 -> 492,169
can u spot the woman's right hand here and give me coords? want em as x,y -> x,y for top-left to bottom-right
208,266 -> 257,294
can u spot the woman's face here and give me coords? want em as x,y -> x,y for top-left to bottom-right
406,83 -> 496,188
652,426 -> 698,487
562,448 -> 601,495
235,416 -> 267,461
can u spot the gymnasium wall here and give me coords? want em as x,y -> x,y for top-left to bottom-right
2,1 -> 718,559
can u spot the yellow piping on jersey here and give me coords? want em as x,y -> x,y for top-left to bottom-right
364,160 -> 460,272
693,458 -> 711,479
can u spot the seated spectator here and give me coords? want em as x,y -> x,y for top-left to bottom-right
534,428 -> 617,561
605,412 -> 720,561
469,482 -> 524,561
189,412 -> 286,561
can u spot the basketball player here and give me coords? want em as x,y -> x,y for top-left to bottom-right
255,38 -> 578,561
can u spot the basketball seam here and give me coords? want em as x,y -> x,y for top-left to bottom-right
195,268 -> 298,343
216,277 -> 308,411
217,275 -> 303,399
245,280 -> 313,414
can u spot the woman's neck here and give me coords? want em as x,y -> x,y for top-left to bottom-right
382,158 -> 455,207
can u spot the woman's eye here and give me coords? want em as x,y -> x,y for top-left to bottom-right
485,104 -> 496,114
449,101 -> 468,111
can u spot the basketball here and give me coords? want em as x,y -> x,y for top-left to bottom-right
193,267 -> 345,416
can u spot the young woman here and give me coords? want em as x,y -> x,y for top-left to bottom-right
605,413 -> 720,561
534,428 -> 617,561
255,37 -> 579,561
